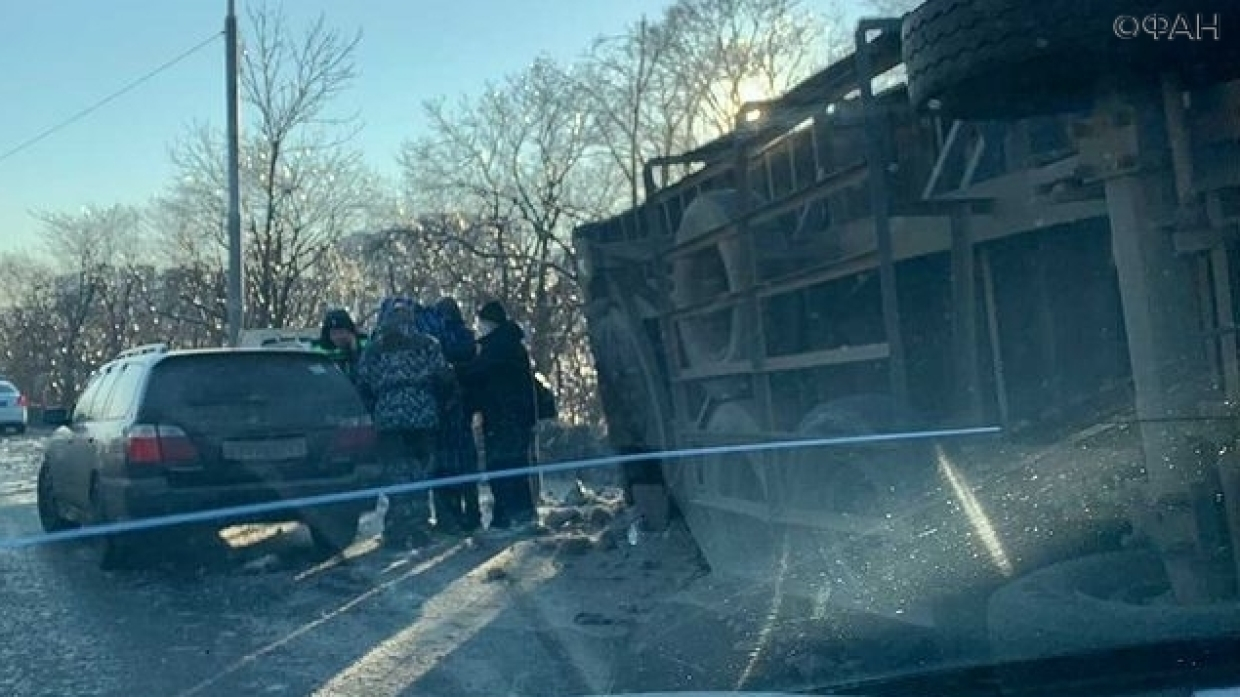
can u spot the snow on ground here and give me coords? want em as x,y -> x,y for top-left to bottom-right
0,432 -> 41,507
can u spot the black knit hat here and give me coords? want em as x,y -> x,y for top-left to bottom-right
324,309 -> 356,333
477,300 -> 508,325
435,296 -> 464,323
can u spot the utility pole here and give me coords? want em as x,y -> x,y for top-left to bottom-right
225,0 -> 244,346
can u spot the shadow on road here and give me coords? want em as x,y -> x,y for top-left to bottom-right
171,532 -> 537,696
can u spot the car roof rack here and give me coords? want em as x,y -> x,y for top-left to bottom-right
259,336 -> 316,349
238,328 -> 319,348
116,343 -> 169,360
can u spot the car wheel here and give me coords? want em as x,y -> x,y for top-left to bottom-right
14,425 -> 25,435
902,0 -> 1240,119
36,463 -> 77,533
305,508 -> 361,558
88,483 -> 142,571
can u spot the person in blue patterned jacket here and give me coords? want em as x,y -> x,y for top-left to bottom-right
356,297 -> 449,549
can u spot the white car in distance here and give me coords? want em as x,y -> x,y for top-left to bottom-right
0,379 -> 29,434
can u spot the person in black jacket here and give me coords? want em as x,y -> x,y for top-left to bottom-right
459,300 -> 538,531
312,308 -> 367,383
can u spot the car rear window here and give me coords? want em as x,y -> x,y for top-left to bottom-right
142,352 -> 364,430
0,382 -> 17,395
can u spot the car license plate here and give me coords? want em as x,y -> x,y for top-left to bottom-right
222,438 -> 307,461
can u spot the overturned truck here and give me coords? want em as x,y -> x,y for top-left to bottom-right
574,1 -> 1240,661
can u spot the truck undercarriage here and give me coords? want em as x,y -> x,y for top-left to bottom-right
575,0 -> 1240,658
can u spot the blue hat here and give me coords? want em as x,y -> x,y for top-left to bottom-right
376,296 -> 416,327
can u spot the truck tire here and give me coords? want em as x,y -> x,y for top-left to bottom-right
672,190 -> 758,368
588,302 -> 674,503
987,549 -> 1240,662
902,0 -> 1240,119
779,394 -> 935,515
589,302 -> 670,454
701,400 -> 767,501
664,399 -> 768,507
766,394 -> 948,623
666,399 -> 774,575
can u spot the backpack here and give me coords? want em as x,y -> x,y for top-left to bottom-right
413,304 -> 447,338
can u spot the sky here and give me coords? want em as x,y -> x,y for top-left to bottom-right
0,0 -> 866,255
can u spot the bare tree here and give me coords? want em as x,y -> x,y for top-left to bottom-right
574,18 -> 689,209
32,205 -> 149,394
393,2 -> 836,423
398,59 -> 606,422
150,264 -> 230,346
0,256 -> 61,404
1,203 -> 255,405
0,252 -> 52,309
402,61 -> 597,279
159,5 -> 375,331
661,0 -> 835,139
571,0 -> 844,213
325,225 -> 446,327
37,204 -> 141,274
0,205 -> 166,404
92,263 -> 160,360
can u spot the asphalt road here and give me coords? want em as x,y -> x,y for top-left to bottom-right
0,433 -> 696,697
3,427 -> 1102,697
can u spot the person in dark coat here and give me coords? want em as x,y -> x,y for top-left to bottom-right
459,300 -> 538,531
356,298 -> 448,549
420,297 -> 483,534
313,308 -> 367,383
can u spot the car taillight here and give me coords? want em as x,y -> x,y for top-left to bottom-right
126,424 -> 198,465
331,416 -> 377,455
16,394 -> 27,407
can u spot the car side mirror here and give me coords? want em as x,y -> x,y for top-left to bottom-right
42,407 -> 70,427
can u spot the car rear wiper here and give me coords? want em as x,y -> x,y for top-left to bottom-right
799,633 -> 1240,697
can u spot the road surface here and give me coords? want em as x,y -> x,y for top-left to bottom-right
0,432 -> 770,697
6,425 -> 1107,696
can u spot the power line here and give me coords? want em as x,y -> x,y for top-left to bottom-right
0,31 -> 224,166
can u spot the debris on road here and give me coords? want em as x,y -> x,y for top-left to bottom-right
483,566 -> 510,583
357,495 -> 388,539
562,479 -> 601,507
0,437 -> 791,696
536,533 -> 594,556
586,505 -> 614,527
541,506 -> 584,529
627,521 -> 642,546
242,553 -> 283,574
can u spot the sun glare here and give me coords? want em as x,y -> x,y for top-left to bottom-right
737,76 -> 771,104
